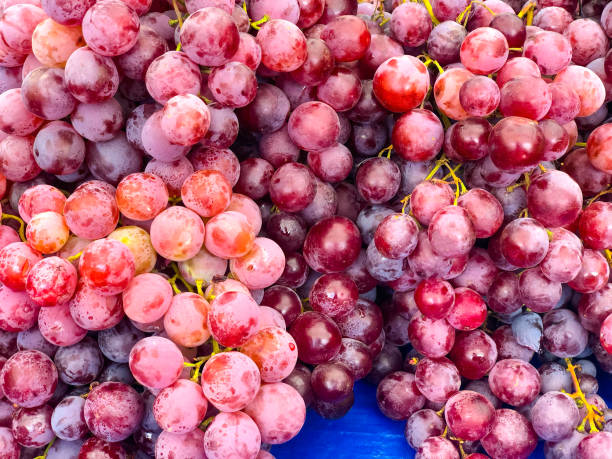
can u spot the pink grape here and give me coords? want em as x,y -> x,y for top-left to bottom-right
150,206 -> 205,262
207,291 -> 259,347
241,326 -> 298,382
129,336 -> 183,389
79,239 -> 135,296
201,351 -> 260,412
164,293 -> 210,348
153,379 -> 207,434
460,27 -> 509,75
0,350 -> 57,408
203,411 -> 261,459
38,303 -> 86,346
63,180 -> 119,240
205,210 -> 255,259
82,0 -> 139,57
122,273 -> 172,324
373,55 -> 429,113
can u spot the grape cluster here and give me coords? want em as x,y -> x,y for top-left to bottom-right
0,0 -> 611,458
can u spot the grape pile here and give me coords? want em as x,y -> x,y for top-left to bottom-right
0,0 -> 611,457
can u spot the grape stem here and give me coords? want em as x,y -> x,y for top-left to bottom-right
418,0 -> 440,25
377,144 -> 393,158
435,405 -> 445,417
80,381 -> 100,399
585,187 -> 612,207
67,251 -> 83,262
33,437 -> 55,459
270,204 -> 280,214
456,1 -> 496,27
604,249 -> 612,268
1,213 -> 25,241
400,194 -> 411,214
509,47 -> 523,52
250,14 -> 270,30
517,0 -> 536,25
172,0 -> 183,28
170,263 -> 194,293
564,358 -> 604,432
418,54 -> 445,74
200,416 -> 215,430
575,141 -> 587,147
168,196 -> 182,204
195,279 -> 205,297
424,154 -> 449,181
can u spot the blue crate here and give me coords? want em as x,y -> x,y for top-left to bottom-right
273,369 -> 612,458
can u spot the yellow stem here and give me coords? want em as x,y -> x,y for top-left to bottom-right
565,358 -> 604,433
270,204 -> 280,214
171,263 -> 194,292
33,437 -> 56,459
604,249 -> 612,267
196,279 -> 204,297
586,187 -> 612,207
444,162 -> 467,205
378,145 -> 394,158
212,339 -> 220,355
509,47 -> 523,52
200,416 -> 215,430
1,214 -> 25,241
575,141 -> 587,147
400,195 -> 411,214
168,276 -> 182,295
435,406 -> 445,418
419,0 -> 440,25
425,155 -> 448,181
538,163 -> 547,173
523,172 -> 531,190
172,0 -> 183,28
517,0 -> 536,18
67,251 -> 82,262
251,14 -> 269,30
519,208 -> 529,218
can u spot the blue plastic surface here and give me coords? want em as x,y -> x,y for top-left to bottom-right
272,370 -> 612,458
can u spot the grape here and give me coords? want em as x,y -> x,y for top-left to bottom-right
414,357 -> 460,403
499,76 -> 552,121
287,101 -> 340,152
0,350 -> 57,408
201,352 -> 260,412
356,157 -> 400,204
448,330 -> 497,380
0,135 -> 41,182
554,65 -> 605,117
290,38 -> 334,86
579,201 -> 612,249
54,337 -> 103,385
249,0 -> 299,22
408,315 -> 455,359
261,285 -> 302,326
78,436 -> 126,459
178,247 -> 227,287
390,2 -> 431,48
97,319 -> 144,364
568,249 -> 610,294
208,291 -> 259,347
46,438 -> 83,458
150,206 -> 205,262
50,396 -> 87,441
241,326 -> 298,382
564,18 -> 608,66
107,226 -> 156,276
32,121 -> 85,176
17,327 -> 56,357
208,61 -> 257,108
516,267 -> 561,313
72,99 -> 123,142
79,239 -> 134,296
26,257 -> 76,307
587,123 -> 612,174
38,303 -> 86,347
443,390 -> 495,441
373,55 -> 429,113
230,32 -> 261,71
182,170 -> 231,218
145,51 -> 201,105
531,391 -> 580,441
0,88 -> 42,136
82,0 -> 139,57
488,359 -> 541,407
234,157 -> 273,200
434,67 -> 473,121
237,82 -> 290,134
0,242 -> 42,291
244,382 -> 305,444
31,17 -> 85,67
405,409 -> 445,449
83,381 -> 144,442
129,336 -> 183,389
155,429 -> 206,459
153,379 -> 207,434
493,325 -> 535,362
115,173 -> 168,223
202,411 -> 261,458
428,205 -> 475,257
533,6 -> 573,33
290,311 -> 342,364
41,0 -> 95,25
11,404 -> 53,447
460,27 -> 508,75
141,111 -> 189,163
115,26 -> 167,81
0,426 -> 18,458
64,46 -> 118,103
310,362 -> 353,402
164,293 -> 209,348
63,180 -> 119,240
376,371 -> 425,420
446,287 -> 487,330
459,76 -> 500,117
309,273 -> 358,318
303,216 -> 361,273
481,409 -> 538,458
145,157 -> 193,199
18,185 -> 64,223
256,19 -> 307,72
25,211 -> 70,254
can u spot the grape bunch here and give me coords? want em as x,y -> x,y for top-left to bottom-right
0,0 -> 611,457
